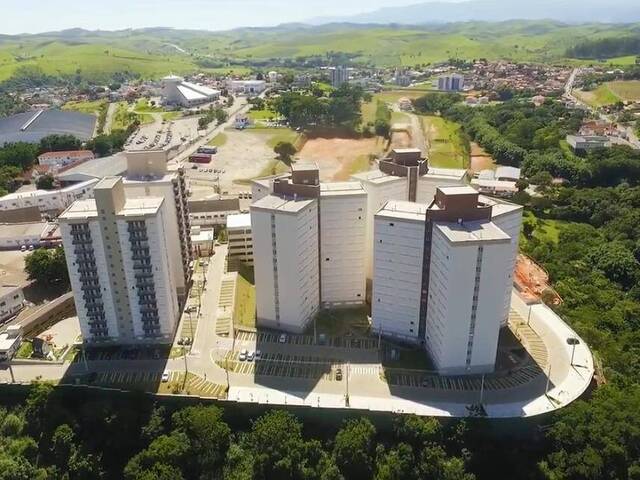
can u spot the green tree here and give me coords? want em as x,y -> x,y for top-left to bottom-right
334,418 -> 376,479
24,247 -> 69,285
248,410 -> 307,480
38,134 -> 81,153
274,141 -> 297,165
35,174 -> 55,190
171,405 -> 230,477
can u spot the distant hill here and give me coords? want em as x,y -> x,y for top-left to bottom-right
310,0 -> 640,25
0,21 -> 639,86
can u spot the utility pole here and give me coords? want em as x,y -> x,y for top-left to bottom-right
81,343 -> 88,372
479,374 -> 485,405
345,362 -> 350,407
182,345 -> 188,391
313,315 -> 317,345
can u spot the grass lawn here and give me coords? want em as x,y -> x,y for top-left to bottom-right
134,97 -> 163,113
62,99 -> 107,115
607,80 -> 640,102
312,308 -> 370,337
233,275 -> 256,329
574,84 -> 620,108
391,111 -> 410,123
250,127 -> 304,149
523,210 -> 570,244
208,132 -> 228,147
162,111 -> 182,121
16,341 -> 33,359
421,115 -> 469,169
111,102 -> 136,130
247,109 -> 278,121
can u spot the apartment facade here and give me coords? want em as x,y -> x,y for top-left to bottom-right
371,186 -> 523,374
59,177 -> 180,344
352,149 -> 466,279
250,164 -> 367,332
0,179 -> 98,215
123,150 -> 192,300
251,195 -> 320,333
226,213 -> 253,266
0,285 -> 24,323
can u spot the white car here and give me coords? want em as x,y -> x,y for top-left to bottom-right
278,333 -> 287,343
239,348 -> 248,361
255,350 -> 262,360
161,370 -> 170,382
247,351 -> 255,362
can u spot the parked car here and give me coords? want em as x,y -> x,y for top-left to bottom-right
239,348 -> 248,361
255,350 -> 262,360
247,351 -> 255,361
161,370 -> 170,382
335,368 -> 343,381
278,333 -> 287,343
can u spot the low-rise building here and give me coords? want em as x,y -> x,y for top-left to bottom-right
566,135 -> 611,153
228,80 -> 267,95
0,222 -> 47,250
226,213 -> 253,266
0,325 -> 22,361
161,75 -> 220,107
190,226 -> 215,257
0,285 -> 24,323
38,150 -> 94,168
0,179 -> 98,215
189,196 -> 242,228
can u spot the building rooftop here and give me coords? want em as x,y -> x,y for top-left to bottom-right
423,167 -> 468,181
56,153 -> 127,182
38,150 -> 94,160
291,162 -> 318,172
226,213 -> 251,230
351,169 -> 404,185
434,220 -> 510,244
478,195 -> 523,218
0,109 -> 96,145
94,176 -> 122,190
58,199 -> 99,221
118,197 -> 164,217
0,222 -> 46,238
250,194 -> 316,214
0,285 -> 23,297
320,181 -> 366,197
376,200 -> 427,222
437,185 -> 478,196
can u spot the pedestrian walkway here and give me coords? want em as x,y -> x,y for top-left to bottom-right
215,275 -> 235,336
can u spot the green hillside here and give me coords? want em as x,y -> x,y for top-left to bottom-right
0,21 -> 637,84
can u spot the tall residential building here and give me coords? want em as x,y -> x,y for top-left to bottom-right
123,150 -> 193,301
250,164 -> 366,332
59,177 -> 180,344
352,148 -> 467,279
329,66 -> 349,88
372,186 -> 522,374
438,74 -> 465,92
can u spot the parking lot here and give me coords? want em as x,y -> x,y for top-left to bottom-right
383,363 -> 544,391
234,329 -> 378,350
220,350 -> 346,381
62,369 -> 227,398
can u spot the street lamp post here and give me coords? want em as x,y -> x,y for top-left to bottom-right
479,374 -> 485,405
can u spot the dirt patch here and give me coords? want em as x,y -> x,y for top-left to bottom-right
298,137 -> 385,181
469,142 -> 495,172
187,128 -> 299,195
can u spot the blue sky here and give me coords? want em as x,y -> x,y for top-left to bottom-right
0,0 -> 463,34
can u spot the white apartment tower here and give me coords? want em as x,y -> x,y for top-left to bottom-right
352,148 -> 467,279
372,186 -> 523,374
59,177 -> 180,344
251,164 -> 366,332
123,150 -> 193,301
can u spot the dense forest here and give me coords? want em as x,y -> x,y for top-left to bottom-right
567,36 -> 640,59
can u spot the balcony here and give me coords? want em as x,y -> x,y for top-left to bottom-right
133,262 -> 152,270
74,246 -> 94,255
134,271 -> 154,279
71,237 -> 92,245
